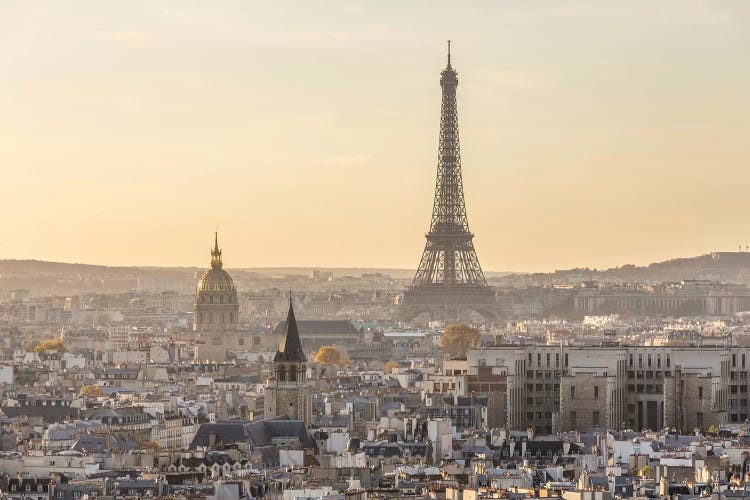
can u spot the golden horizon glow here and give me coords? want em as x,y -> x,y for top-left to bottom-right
1,1 -> 749,273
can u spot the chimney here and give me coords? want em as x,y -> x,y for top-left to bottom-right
209,432 -> 216,449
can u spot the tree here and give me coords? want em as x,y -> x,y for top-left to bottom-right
144,440 -> 163,450
638,465 -> 654,479
440,324 -> 481,358
314,345 -> 345,364
33,339 -> 65,353
383,360 -> 399,373
81,384 -> 105,397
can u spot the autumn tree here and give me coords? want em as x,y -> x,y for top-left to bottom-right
81,384 -> 105,397
383,360 -> 399,373
637,465 -> 654,479
314,345 -> 345,364
440,324 -> 481,358
34,339 -> 66,353
144,440 -> 163,450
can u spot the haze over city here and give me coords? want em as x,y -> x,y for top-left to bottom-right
2,0 -> 749,271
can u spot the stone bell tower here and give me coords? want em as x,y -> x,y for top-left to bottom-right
264,296 -> 312,425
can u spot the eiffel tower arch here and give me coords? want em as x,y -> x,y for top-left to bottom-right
400,43 -> 500,323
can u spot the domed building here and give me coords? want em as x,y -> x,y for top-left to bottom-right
194,233 -> 239,332
191,233 -> 281,361
192,233 -> 243,361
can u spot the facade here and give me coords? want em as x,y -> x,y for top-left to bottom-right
574,281 -> 750,317
466,345 -> 736,434
264,298 -> 313,426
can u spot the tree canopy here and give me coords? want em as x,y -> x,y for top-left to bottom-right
383,360 -> 399,373
81,384 -> 104,397
440,324 -> 481,358
313,345 -> 346,364
33,339 -> 66,353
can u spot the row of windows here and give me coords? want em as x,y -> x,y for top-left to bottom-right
527,352 -> 569,368
627,370 -> 673,379
24,400 -> 70,406
198,312 -> 236,324
527,397 -> 560,406
629,353 -> 671,368
199,294 -> 235,304
526,383 -> 560,392
626,384 -> 665,394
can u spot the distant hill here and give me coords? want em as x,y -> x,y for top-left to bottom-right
502,252 -> 750,285
3,251 -> 750,287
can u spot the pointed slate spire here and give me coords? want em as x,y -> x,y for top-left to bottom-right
274,293 -> 306,363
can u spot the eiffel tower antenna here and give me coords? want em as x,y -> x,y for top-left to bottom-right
400,43 -> 498,323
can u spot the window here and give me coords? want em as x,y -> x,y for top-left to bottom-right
528,353 -> 532,365
593,411 -> 600,427
657,355 -> 661,368
648,354 -> 652,367
638,354 -> 643,367
666,355 -> 671,368
594,386 -> 599,399
629,354 -> 633,367
565,353 -> 569,368
698,387 -> 703,400
546,353 -> 550,367
570,411 -> 577,428
697,412 -> 704,428
570,386 -> 576,399
733,354 -> 737,368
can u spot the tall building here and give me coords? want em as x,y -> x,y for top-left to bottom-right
264,297 -> 312,426
192,233 -> 244,361
464,345 -> 731,434
400,43 -> 498,322
194,233 -> 239,332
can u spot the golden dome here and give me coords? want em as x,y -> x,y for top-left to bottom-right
197,267 -> 236,293
196,232 -> 237,294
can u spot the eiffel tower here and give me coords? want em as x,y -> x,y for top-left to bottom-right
400,42 -> 499,322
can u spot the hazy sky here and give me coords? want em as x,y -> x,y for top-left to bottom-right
1,1 -> 749,272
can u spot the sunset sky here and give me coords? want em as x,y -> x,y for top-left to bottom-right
1,1 -> 749,272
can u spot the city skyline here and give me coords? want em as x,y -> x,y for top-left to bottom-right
2,1 -> 749,272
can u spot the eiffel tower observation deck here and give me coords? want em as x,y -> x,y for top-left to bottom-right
400,43 -> 499,323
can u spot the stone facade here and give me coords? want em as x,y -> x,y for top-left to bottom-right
467,345 -> 731,434
559,372 -> 610,432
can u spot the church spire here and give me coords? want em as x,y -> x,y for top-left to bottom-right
210,232 -> 223,269
274,293 -> 306,363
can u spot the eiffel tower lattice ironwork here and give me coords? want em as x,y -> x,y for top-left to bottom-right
400,42 -> 499,322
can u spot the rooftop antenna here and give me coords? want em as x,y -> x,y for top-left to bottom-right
447,40 -> 452,68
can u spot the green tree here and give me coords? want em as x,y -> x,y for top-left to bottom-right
440,324 -> 481,358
